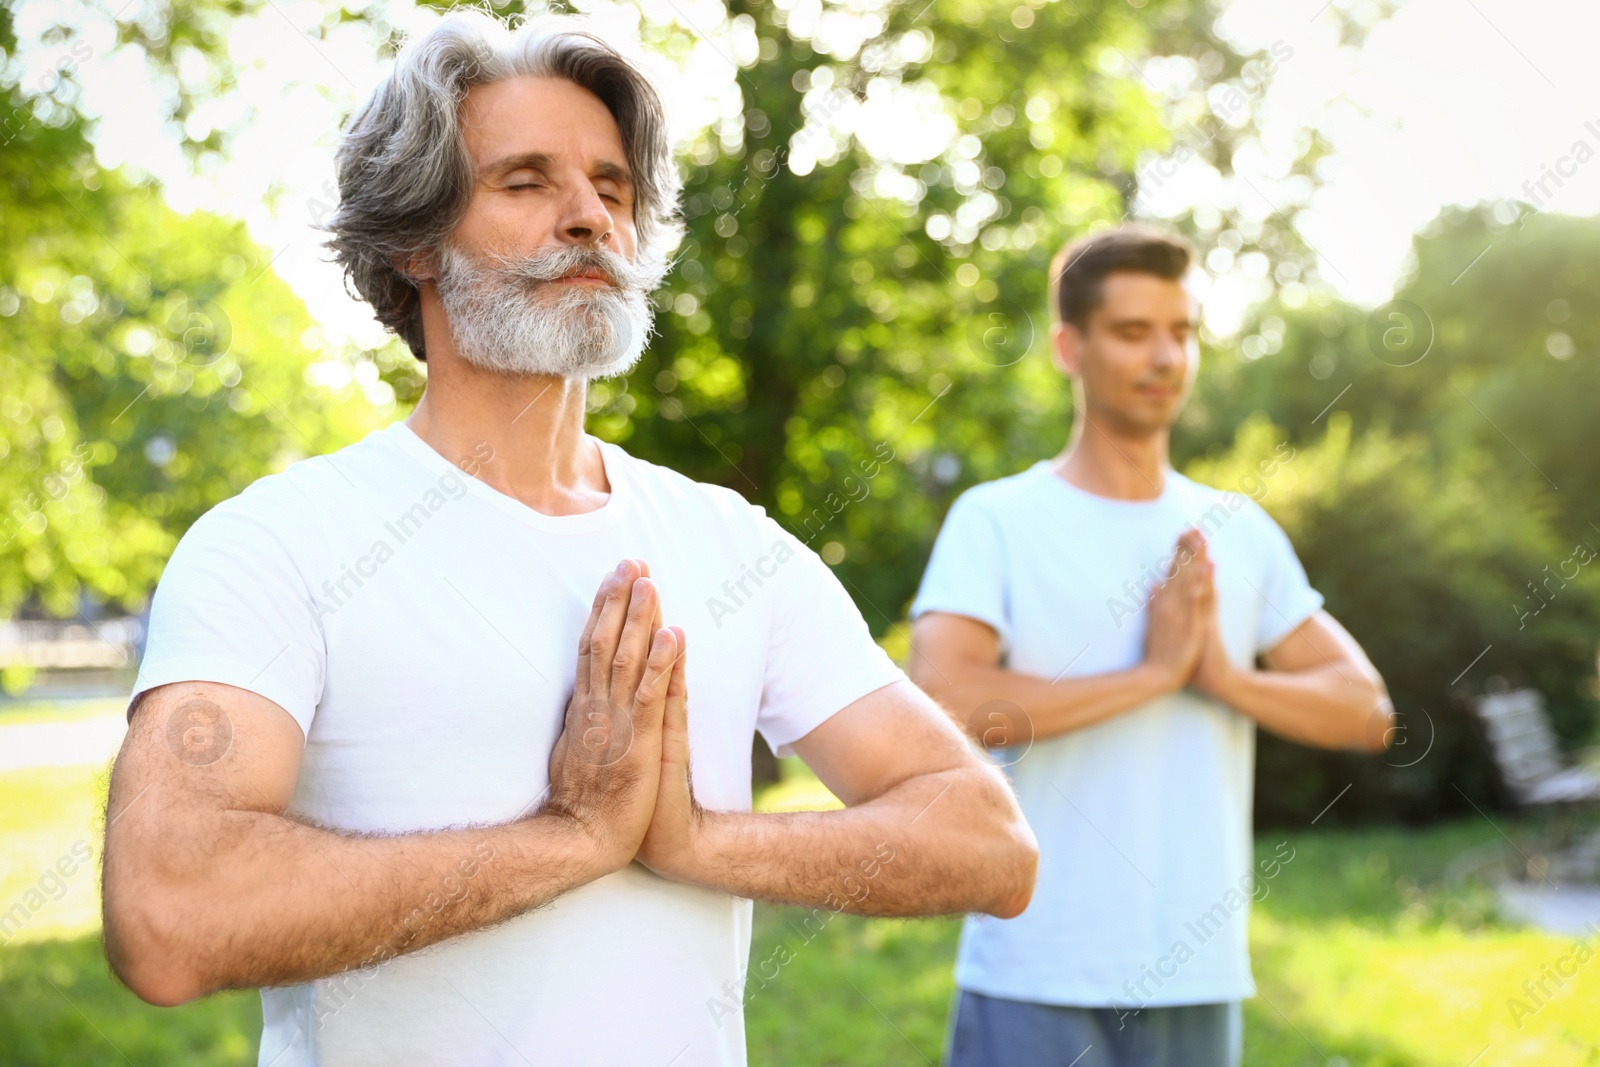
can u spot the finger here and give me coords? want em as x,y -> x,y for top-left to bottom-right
631,626 -> 678,733
626,560 -> 663,632
1178,535 -> 1209,586
588,560 -> 639,698
662,628 -> 689,766
574,566 -> 619,699
639,559 -> 664,637
1167,530 -> 1199,581
611,576 -> 660,699
645,564 -> 664,634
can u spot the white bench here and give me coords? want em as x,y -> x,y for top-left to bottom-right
1472,688 -> 1600,807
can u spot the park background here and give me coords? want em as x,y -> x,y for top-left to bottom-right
3,0 -> 1599,1062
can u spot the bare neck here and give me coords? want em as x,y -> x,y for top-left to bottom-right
1050,410 -> 1172,501
403,352 -> 610,517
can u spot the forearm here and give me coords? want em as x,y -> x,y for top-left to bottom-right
920,660 -> 1176,744
105,806 -> 599,1004
667,767 -> 1035,918
1212,663 -> 1391,751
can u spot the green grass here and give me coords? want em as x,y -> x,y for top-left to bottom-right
0,759 -> 264,1065
0,765 -> 111,939
0,938 -> 261,1066
0,698 -> 127,727
2,754 -> 1596,1065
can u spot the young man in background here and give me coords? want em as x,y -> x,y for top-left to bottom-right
910,226 -> 1393,1067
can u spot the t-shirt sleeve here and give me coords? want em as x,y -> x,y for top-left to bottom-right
754,516 -> 906,758
131,498 -> 325,739
1251,504 -> 1324,656
908,490 -> 1011,652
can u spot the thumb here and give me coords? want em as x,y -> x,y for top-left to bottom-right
662,627 -> 690,765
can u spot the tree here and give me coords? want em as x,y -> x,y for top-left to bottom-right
1182,206 -> 1600,820
1,2 -> 386,628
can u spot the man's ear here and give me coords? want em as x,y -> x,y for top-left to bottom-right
395,247 -> 438,284
1052,322 -> 1082,378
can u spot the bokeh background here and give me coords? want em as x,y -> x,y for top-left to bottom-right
3,0 -> 1598,1062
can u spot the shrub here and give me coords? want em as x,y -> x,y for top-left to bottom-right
1186,414 -> 1600,825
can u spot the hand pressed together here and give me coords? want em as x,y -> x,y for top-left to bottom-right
1142,528 -> 1237,698
544,559 -> 705,881
634,628 -> 703,881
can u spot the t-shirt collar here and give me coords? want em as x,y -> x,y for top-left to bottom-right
383,421 -> 629,534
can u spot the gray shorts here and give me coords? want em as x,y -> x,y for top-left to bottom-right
944,989 -> 1242,1067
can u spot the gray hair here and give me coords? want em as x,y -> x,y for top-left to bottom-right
321,9 -> 682,360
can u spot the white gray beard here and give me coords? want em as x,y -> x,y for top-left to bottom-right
433,243 -> 665,379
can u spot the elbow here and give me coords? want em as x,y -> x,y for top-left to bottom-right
960,761 -> 1038,919
108,949 -> 206,1009
118,965 -> 205,1009
982,819 -> 1039,920
988,873 -> 1036,920
1357,688 -> 1396,754
103,888 -> 207,1007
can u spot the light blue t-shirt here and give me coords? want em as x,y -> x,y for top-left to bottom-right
910,462 -> 1322,1009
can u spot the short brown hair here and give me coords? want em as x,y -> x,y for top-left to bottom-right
1049,226 -> 1193,331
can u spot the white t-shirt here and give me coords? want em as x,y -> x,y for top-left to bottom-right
132,421 -> 905,1067
910,461 -> 1322,1008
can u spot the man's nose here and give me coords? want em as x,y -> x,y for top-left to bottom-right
1152,333 -> 1185,370
558,182 -> 614,246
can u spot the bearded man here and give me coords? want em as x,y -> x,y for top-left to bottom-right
101,12 -> 1036,1066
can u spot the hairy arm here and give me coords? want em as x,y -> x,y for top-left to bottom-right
103,561 -> 678,1006
102,683 -> 597,1006
1193,608 -> 1393,752
637,664 -> 1037,919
